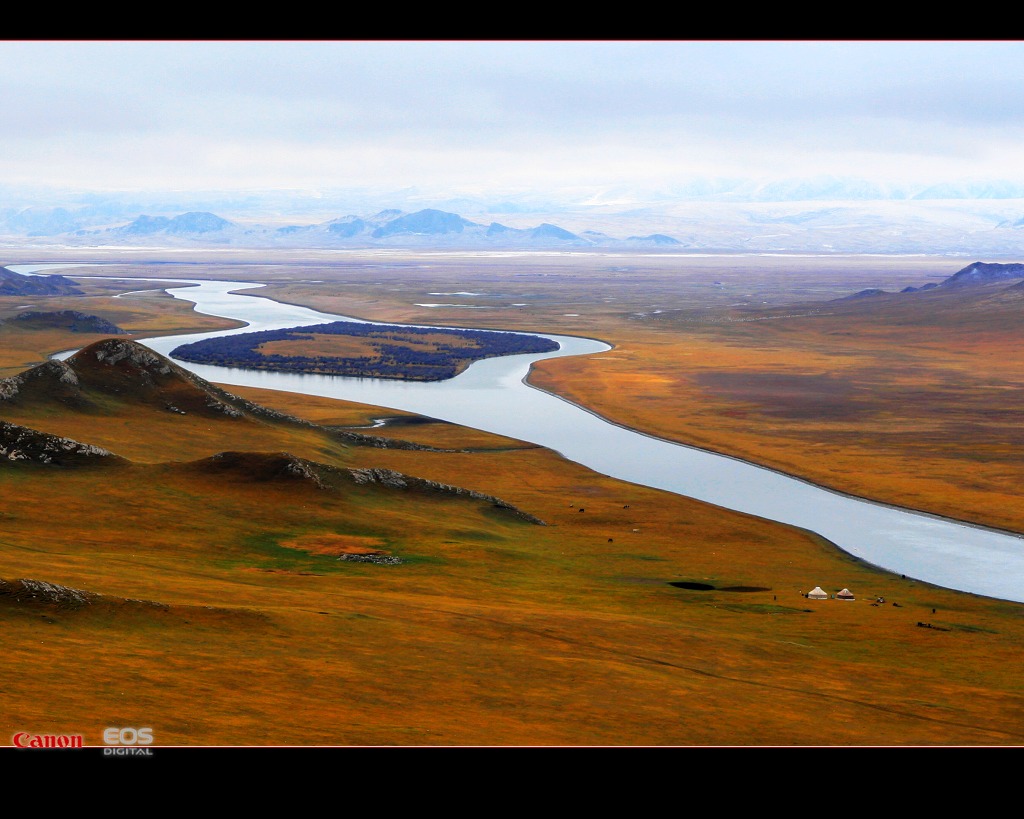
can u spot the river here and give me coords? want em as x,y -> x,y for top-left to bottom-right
13,265 -> 1024,603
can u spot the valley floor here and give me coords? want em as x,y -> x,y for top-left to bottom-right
1,252 -> 1022,747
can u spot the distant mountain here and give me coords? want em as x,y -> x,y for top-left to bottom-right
371,208 -> 478,237
529,223 -> 581,241
0,266 -> 83,296
751,176 -> 893,202
626,233 -> 681,245
15,196 -> 1024,254
828,262 -> 1024,302
834,288 -> 888,301
912,181 -> 1024,200
325,217 -> 369,237
10,310 -> 128,335
112,211 -> 233,237
486,222 -> 518,236
35,206 -> 679,250
939,261 -> 1024,288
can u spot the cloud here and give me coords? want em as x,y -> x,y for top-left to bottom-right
2,40 -> 1024,196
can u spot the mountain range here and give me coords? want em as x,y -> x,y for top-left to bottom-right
5,190 -> 1024,254
51,207 -> 682,251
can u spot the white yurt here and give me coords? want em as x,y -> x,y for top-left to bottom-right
807,586 -> 828,599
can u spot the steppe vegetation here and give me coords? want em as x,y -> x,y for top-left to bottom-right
1,251 -> 1022,747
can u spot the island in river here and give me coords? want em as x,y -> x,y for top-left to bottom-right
170,319 -> 560,381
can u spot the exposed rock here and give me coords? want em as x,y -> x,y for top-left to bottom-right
324,427 -> 448,451
0,419 -> 122,465
345,467 -> 546,524
0,372 -> 23,401
337,554 -> 404,565
90,338 -> 173,373
0,578 -> 99,609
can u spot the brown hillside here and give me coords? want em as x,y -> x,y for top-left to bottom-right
0,339 -> 435,464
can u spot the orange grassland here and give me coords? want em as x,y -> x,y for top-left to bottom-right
247,253 -> 1024,535
1,256 -> 1023,747
528,282 -> 1024,536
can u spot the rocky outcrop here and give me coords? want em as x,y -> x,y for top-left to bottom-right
337,554 -> 404,565
89,338 -> 173,372
0,359 -> 87,410
197,451 -> 329,489
345,467 -> 546,524
0,420 -> 122,465
0,578 -> 100,609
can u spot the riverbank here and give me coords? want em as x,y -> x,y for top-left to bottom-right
521,357 -> 1024,548
5,257 -> 1024,745
526,301 -> 1024,538
11,259 -> 1024,602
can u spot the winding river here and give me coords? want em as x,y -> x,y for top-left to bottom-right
14,265 -> 1024,604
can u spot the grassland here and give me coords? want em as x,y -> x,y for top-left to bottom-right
1,252 -> 1022,747
189,251 -> 1024,535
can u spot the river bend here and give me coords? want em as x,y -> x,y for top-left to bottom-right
15,267 -> 1024,603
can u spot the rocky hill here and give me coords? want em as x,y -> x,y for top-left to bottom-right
7,310 -> 128,334
0,339 -> 544,523
0,339 -> 453,452
0,266 -> 83,296
0,340 -> 247,417
938,261 -> 1024,288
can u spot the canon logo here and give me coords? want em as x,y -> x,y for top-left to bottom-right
12,732 -> 84,749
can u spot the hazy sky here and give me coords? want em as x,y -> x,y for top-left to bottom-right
2,40 -> 1023,197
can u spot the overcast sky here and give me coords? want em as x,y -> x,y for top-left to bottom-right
2,40 -> 1023,197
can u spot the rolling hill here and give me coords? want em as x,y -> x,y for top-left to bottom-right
0,266 -> 84,296
2,330 -> 1024,746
